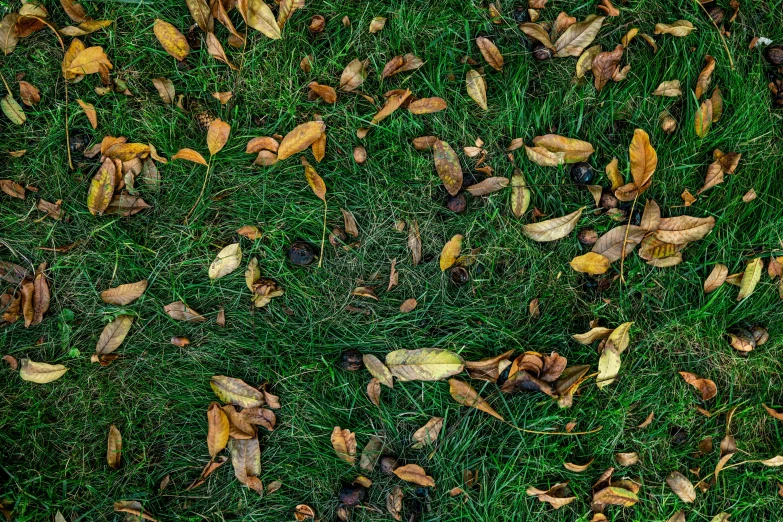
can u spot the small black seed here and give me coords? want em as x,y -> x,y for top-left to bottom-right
569,162 -> 595,184
287,241 -> 316,266
339,349 -> 363,371
449,266 -> 470,286
338,484 -> 365,507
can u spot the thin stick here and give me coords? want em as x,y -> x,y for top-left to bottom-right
65,81 -> 74,170
184,156 -> 212,224
619,194 -> 639,284
318,203 -> 327,268
693,0 -> 734,69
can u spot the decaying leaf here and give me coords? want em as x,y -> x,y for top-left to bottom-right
408,220 -> 421,265
593,486 -> 639,507
704,264 -> 728,293
210,375 -> 265,408
666,471 -> 696,503
229,436 -> 263,494
511,169 -> 531,218
654,20 -> 696,37
695,99 -> 713,138
107,424 -> 122,469
382,53 -> 424,78
695,55 -> 716,100
164,301 -> 206,322
411,417 -> 443,448
679,371 -> 717,401
209,243 -> 242,280
526,482 -> 576,509
367,377 -> 381,406
465,350 -> 513,382
113,501 -> 157,522
394,464 -> 435,487
87,159 -> 116,215
359,435 -> 383,472
331,426 -> 356,464
737,258 -> 763,301
554,15 -> 606,57
591,44 -> 623,92
476,37 -> 503,71
363,354 -> 394,388
433,140 -> 463,196
465,69 -> 487,110
387,486 -> 403,521
385,348 -> 464,382
449,378 -> 504,420
369,16 -> 386,33
154,19 -> 190,61
19,359 -> 68,383
96,315 -> 133,355
522,208 -> 584,242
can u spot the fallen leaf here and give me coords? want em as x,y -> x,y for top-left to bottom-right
172,148 -> 208,166
394,464 -> 435,487
762,404 -> 783,421
96,315 -> 133,355
1,93 -> 25,124
679,371 -> 717,401
207,118 -> 231,155
465,350 -> 514,382
382,53 -> 424,78
363,354 -> 394,388
186,455 -> 228,489
371,89 -> 410,124
408,220 -> 421,265
615,452 -> 639,466
704,264 -> 728,293
154,19 -> 190,61
400,298 -> 417,313
210,375 -> 265,408
2,355 -> 18,370
666,471 -> 696,503
367,377 -> 381,406
107,424 -> 122,469
339,59 -> 368,92
654,20 -> 696,37
554,15 -> 605,57
695,55 -> 716,100
0,179 -> 25,199
208,243 -> 242,280
638,412 -> 654,428
519,22 -> 555,50
408,97 -> 447,114
597,345 -> 621,389
629,129 -> 657,192
655,215 -> 715,243
597,0 -> 620,16
593,486 -> 639,506
511,168 -> 531,218
387,486 -> 403,521
301,157 -> 327,201
564,459 -> 594,472
737,258 -> 763,301
385,348 -> 465,381
278,121 -> 325,160
238,0 -> 281,39
207,402 -> 230,457
369,16 -> 386,33
308,82 -> 337,104
695,99 -> 713,138
476,37 -> 503,70
465,69 -> 487,110
742,188 -> 756,203
527,482 -> 576,509
522,207 -> 584,242
359,435 -> 383,472
113,501 -> 156,522
19,358 -> 68,383
592,44 -> 623,91
532,134 -> 594,163
293,504 -> 315,521
449,378 -> 504,420
432,140 -> 464,195
229,436 -> 263,493
87,159 -> 115,215
570,252 -> 611,275
411,417 -> 443,448
576,44 -> 602,78
18,81 -> 40,106
36,199 -> 62,220
652,80 -> 682,97
440,234 -> 463,271
591,225 -> 646,263
276,0 -> 303,29
331,426 -> 356,464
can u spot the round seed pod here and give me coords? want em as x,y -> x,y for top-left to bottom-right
339,349 -> 364,371
353,146 -> 367,164
765,44 -> 783,66
287,241 -> 317,266
728,329 -> 756,352
69,131 -> 90,155
569,162 -> 595,184
379,455 -> 400,476
578,228 -> 599,247
329,227 -> 347,246
512,6 -> 530,23
660,115 -> 677,134
446,194 -> 467,213
338,484 -> 366,507
449,266 -> 470,286
309,15 -> 326,33
599,188 -> 619,209
750,325 -> 769,346
532,43 -> 553,61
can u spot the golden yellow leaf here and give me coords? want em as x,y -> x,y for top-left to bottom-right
439,234 -> 463,271
278,121 -> 325,160
368,16 -> 386,33
737,258 -> 763,301
385,348 -> 464,381
371,89 -> 410,125
563,459 -> 594,472
107,424 -> 122,469
207,402 -> 230,457
87,158 -> 116,215
654,20 -> 696,37
186,0 -> 213,31
172,148 -> 208,165
629,129 -> 657,190
206,118 -> 231,155
300,157 -> 326,201
95,314 -> 133,355
511,168 -> 531,218
209,243 -> 242,280
569,252 -> 610,274
153,19 -> 190,61
593,486 -> 639,506
206,32 -> 237,70
465,69 -> 487,110
519,23 -> 554,50
210,375 -> 265,408
532,135 -> 594,163
449,378 -> 504,420
65,45 -> 113,79
407,97 -> 447,114
695,99 -> 713,138
100,280 -> 148,305
19,358 -> 68,383
695,55 -> 716,99
237,0 -> 281,39
393,464 -> 435,487
277,0 -> 304,29
331,426 -> 356,464
575,44 -> 602,78
522,208 -> 584,242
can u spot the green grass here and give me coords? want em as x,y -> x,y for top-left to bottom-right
2,0 -> 783,520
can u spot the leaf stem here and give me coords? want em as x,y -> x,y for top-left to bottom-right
184,156 -> 213,224
318,202 -> 327,268
619,194 -> 639,285
693,0 -> 734,69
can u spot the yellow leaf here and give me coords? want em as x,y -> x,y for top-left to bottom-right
569,252 -> 610,274
531,134 -> 594,163
300,157 -> 326,201
237,0 -> 281,40
629,129 -> 657,190
654,20 -> 696,37
278,121 -> 326,160
737,258 -> 763,301
65,45 -> 113,79
522,208 -> 584,242
1,94 -> 25,124
596,345 -> 621,389
393,464 -> 435,487
593,486 -> 639,506
368,16 -> 386,33
449,378 -> 504,420
703,264 -> 728,293
87,158 -> 116,215
210,375 -> 265,408
465,69 -> 487,110
511,168 -> 531,218
207,402 -> 230,457
607,322 -> 633,354
385,348 -> 465,381
208,243 -> 242,280
695,99 -> 713,138
19,358 -> 68,383
172,148 -> 208,165
107,424 -> 122,469
439,234 -> 463,271
153,19 -> 190,61
95,314 -> 133,355
76,98 -> 98,128
433,140 -> 463,196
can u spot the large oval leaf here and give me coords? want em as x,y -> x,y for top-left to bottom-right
96,315 -> 134,355
522,208 -> 584,242
210,375 -> 265,408
19,359 -> 68,383
385,348 -> 464,381
433,140 -> 463,196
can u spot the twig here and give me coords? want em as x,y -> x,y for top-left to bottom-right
693,0 -> 734,69
183,156 -> 213,224
619,194 -> 639,285
318,203 -> 327,268
65,81 -> 73,170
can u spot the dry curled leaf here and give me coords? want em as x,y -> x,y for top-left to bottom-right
387,486 -> 403,521
695,55 -> 716,100
527,482 -> 576,509
654,20 -> 696,37
394,464 -> 435,487
367,377 -> 381,406
592,44 -> 623,92
522,208 -> 584,242
331,426 -> 356,464
107,424 -> 122,469
652,80 -> 682,97
564,459 -> 594,472
679,371 -> 717,401
449,378 -> 504,420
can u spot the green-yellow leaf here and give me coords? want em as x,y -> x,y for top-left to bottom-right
209,243 -> 242,280
1,93 -> 26,124
385,348 -> 464,382
737,257 -> 763,301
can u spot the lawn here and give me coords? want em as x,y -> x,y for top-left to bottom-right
2,0 -> 783,520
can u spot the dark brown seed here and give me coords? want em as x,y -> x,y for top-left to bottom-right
339,349 -> 364,371
765,45 -> 783,66
379,455 -> 399,476
750,325 -> 769,346
446,194 -> 467,213
338,484 -> 366,507
449,266 -> 470,286
569,162 -> 595,184
288,241 -> 316,266
599,188 -> 619,209
329,228 -> 347,246
577,228 -> 599,247
532,43 -> 553,61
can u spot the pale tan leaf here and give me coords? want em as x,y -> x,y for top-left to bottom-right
466,69 -> 487,110
695,100 -> 713,138
331,426 -> 356,464
519,23 -> 554,50
554,15 -> 605,57
106,424 -> 122,468
408,97 -> 447,114
465,349 -> 514,383
206,32 -> 237,70
411,417 -> 443,448
654,215 -> 715,243
151,77 -> 175,103
339,59 -> 368,92
527,482 -> 576,509
385,348 -> 464,381
511,168 -> 531,218
0,179 -> 25,199
563,459 -> 594,472
522,208 -> 584,242
368,16 -> 386,33
359,435 -> 383,472
640,199 -> 661,231
19,358 -> 68,383
209,243 -> 242,280
593,486 -> 639,506
615,452 -> 639,466
96,315 -> 133,355
449,378 -> 504,420
19,81 -> 40,106
597,345 -> 621,389
238,0 -> 281,39
400,298 -> 417,313
276,0 -> 304,29
704,264 -> 728,293
163,301 -> 206,322
573,327 -> 613,344
695,55 -> 716,100
186,0 -> 213,31
591,225 -> 645,263
666,471 -> 696,503
408,220 -> 421,265
654,20 -> 696,37
531,134 -> 594,163
652,80 -> 682,97
476,37 -> 503,70
393,464 -> 435,487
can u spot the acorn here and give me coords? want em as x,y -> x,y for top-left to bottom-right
446,194 -> 467,213
309,15 -> 326,33
569,162 -> 595,184
707,5 -> 725,25
339,349 -> 364,371
728,329 -> 756,352
577,228 -> 599,247
329,227 -> 347,246
379,455 -> 400,476
749,325 -> 769,346
599,188 -> 619,210
287,241 -> 316,266
660,114 -> 677,134
338,484 -> 366,507
532,43 -> 553,61
449,266 -> 470,286
764,44 -> 783,66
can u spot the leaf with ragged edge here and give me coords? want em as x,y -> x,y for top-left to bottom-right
210,375 -> 265,408
679,371 -> 717,400
576,44 -> 602,78
87,158 -> 116,215
2,94 -> 26,125
172,148 -> 208,165
433,140 -> 463,196
653,80 -> 682,97
591,225 -> 645,263
186,0 -> 213,31
554,15 -> 605,57
592,44 -> 623,91
532,135 -> 594,163
695,99 -> 713,138
164,301 -> 206,322
737,258 -> 763,301
301,157 -> 326,201
476,37 -> 503,70
449,378 -> 504,420
96,315 -> 133,355
209,243 -> 242,280
385,348 -> 465,381
511,168 -> 531,218
522,208 -> 584,242
654,20 -> 696,37
570,252 -> 610,274
629,129 -> 657,190
704,264 -> 728,293
465,350 -> 514,382
666,471 -> 696,503
593,486 -> 639,506
339,59 -> 368,92
411,417 -> 443,448
277,0 -> 303,29
107,424 -> 122,469
519,23 -> 554,50
439,234 -> 463,271
100,280 -> 148,305
359,435 -> 383,472
387,486 -> 403,521
207,402 -> 230,457
229,436 -> 262,492
19,359 -> 68,383
153,19 -> 190,61
237,0 -> 281,39
654,215 -> 715,243
278,121 -> 325,160
465,69 -> 487,110
527,482 -> 577,509
106,193 -> 151,217
331,426 -> 356,464
363,354 -> 394,388
394,464 -> 435,487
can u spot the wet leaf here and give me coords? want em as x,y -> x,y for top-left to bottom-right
363,354 -> 394,388
654,20 -> 696,37
19,358 -> 68,383
666,471 -> 696,503
449,378 -> 504,420
704,264 -> 728,293
107,424 -> 122,469
331,426 -> 356,464
679,371 -> 717,401
278,121 -> 325,160
570,252 -> 611,275
522,207 -> 584,242
465,69 -> 487,110
439,234 -> 463,271
394,464 -> 435,487
172,148 -> 208,165
339,59 -> 368,92
737,258 -> 762,301
476,37 -> 503,70
554,15 -> 605,57
411,417 -> 443,448
238,0 -> 281,39
385,348 -> 464,381
96,315 -> 133,355
154,19 -> 190,61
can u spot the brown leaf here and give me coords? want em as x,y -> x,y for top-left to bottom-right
366,377 -> 382,406
387,486 -> 403,521
96,315 -> 133,355
615,452 -> 639,466
710,87 -> 723,122
591,225 -> 645,263
300,157 -> 326,201
206,32 -> 237,69
666,471 -> 696,503
466,176 -> 509,196
511,168 -> 531,218
654,20 -> 696,37
186,456 -> 228,489
107,424 -> 122,469
637,412 -> 654,428
564,459 -> 594,472
212,91 -> 233,104
359,435 -> 383,472
742,188 -> 756,203
0,179 -> 25,199
465,350 -> 514,382
371,89 -> 411,125
695,55 -> 716,100
433,140 -> 463,196
293,504 -> 315,521
2,355 -> 18,370
331,426 -> 356,464
704,264 -> 728,293
339,59 -> 368,92
340,208 -> 359,237
527,482 -> 576,509
394,464 -> 435,487
449,378 -> 504,420
655,215 -> 715,243
278,121 -> 325,160
228,436 -> 262,492
476,37 -> 503,70
172,148 -> 208,165
154,19 -> 190,61
597,0 -> 620,16
207,118 -> 231,155
519,23 -> 555,50
36,199 -> 61,220
18,81 -> 40,106
629,128 -> 657,191
695,99 -> 713,138
679,371 -> 717,401
763,404 -> 783,421
465,69 -> 487,110
276,0 -> 304,29
113,501 -> 156,522
164,301 -> 206,322
105,193 -> 151,217
592,44 -> 623,91
210,375 -> 265,408
530,135 -> 595,163
411,417 -> 443,448
207,402 -> 229,457
408,97 -> 447,114
382,53 -> 424,78
363,354 -> 394,388
408,219 -> 421,265
242,407 -> 276,431
554,15 -> 605,57
369,16 -> 386,33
